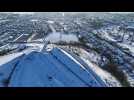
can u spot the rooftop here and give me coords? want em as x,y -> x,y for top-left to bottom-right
0,48 -> 106,87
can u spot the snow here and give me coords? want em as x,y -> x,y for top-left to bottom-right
80,49 -> 121,86
0,42 -> 44,66
0,19 -> 9,23
45,20 -> 79,44
103,32 -> 117,42
81,57 -> 121,86
45,32 -> 79,43
0,44 -> 9,49
27,33 -> 37,42
47,20 -> 54,24
13,34 -> 24,41
32,38 -> 44,42
96,29 -> 117,42
118,43 -> 134,56
0,52 -> 23,66
11,12 -> 34,15
30,19 -> 38,22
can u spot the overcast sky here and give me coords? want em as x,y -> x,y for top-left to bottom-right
0,12 -> 34,14
109,12 -> 134,14
14,12 -> 134,14
12,12 -> 34,14
1,12 -> 134,15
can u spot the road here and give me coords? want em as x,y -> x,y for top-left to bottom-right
13,34 -> 24,42
0,33 -> 25,49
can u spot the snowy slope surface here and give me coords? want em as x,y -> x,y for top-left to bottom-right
77,48 -> 121,87
0,52 -> 23,66
0,48 -> 107,87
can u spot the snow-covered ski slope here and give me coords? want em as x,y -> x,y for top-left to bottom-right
0,48 -> 107,87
